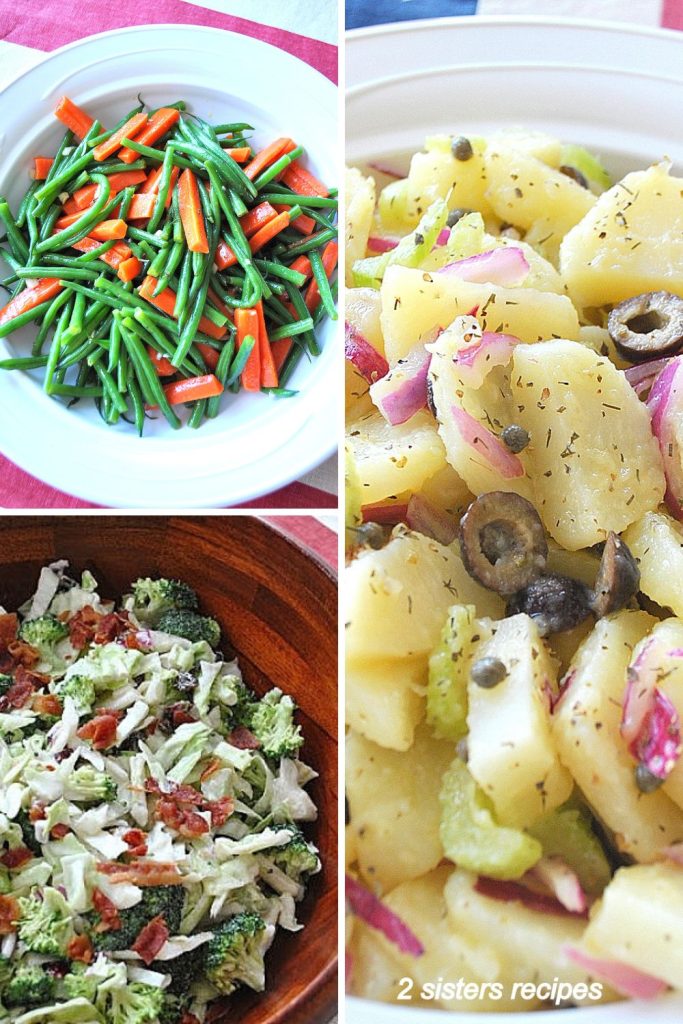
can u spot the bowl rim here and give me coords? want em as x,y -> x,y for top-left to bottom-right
0,23 -> 338,508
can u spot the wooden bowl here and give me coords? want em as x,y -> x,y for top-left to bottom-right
0,515 -> 338,1024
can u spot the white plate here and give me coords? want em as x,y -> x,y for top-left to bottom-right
0,24 -> 338,507
346,14 -> 683,1024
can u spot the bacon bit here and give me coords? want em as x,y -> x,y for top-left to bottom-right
92,887 -> 122,932
1,845 -> 33,869
16,664 -> 50,689
77,712 -> 119,750
0,894 -> 19,935
33,693 -> 63,716
205,796 -> 234,828
28,802 -> 46,822
157,798 -> 209,838
124,631 -> 146,650
95,706 -> 123,722
132,913 -> 169,965
122,828 -> 148,858
228,725 -> 261,750
0,614 -> 18,645
68,605 -> 103,649
5,676 -> 35,709
172,706 -> 196,727
200,757 -> 221,782
7,640 -> 40,668
180,1015 -> 201,1024
67,933 -> 94,963
50,823 -> 71,839
144,778 -> 204,805
97,860 -> 182,886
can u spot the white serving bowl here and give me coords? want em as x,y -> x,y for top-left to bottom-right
346,14 -> 683,1024
0,25 -> 338,507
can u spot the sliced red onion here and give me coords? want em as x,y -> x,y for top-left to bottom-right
451,405 -> 525,478
474,877 -> 586,918
552,668 -> 577,714
647,356 -> 683,518
624,357 -> 671,389
370,346 -> 430,425
346,874 -> 424,956
135,630 -> 153,649
362,502 -> 409,526
528,857 -> 587,914
435,227 -> 450,247
563,946 -> 668,1000
367,236 -> 399,254
668,648 -> 683,657
368,162 -> 403,180
621,640 -> 658,747
632,689 -> 681,780
454,331 -> 520,389
406,494 -> 457,546
437,246 -> 529,287
345,321 -> 389,384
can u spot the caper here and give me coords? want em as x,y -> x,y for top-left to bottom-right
559,165 -> 589,189
590,532 -> 640,618
507,574 -> 592,636
447,207 -> 473,228
353,522 -> 388,550
501,424 -> 530,453
608,290 -> 683,362
635,763 -> 665,794
459,492 -> 548,595
470,656 -> 507,689
451,136 -> 473,161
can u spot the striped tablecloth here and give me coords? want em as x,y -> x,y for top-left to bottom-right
0,0 -> 338,510
347,0 -> 682,30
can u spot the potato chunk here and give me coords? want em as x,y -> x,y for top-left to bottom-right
346,656 -> 425,752
345,166 -> 375,286
623,510 -> 683,618
511,340 -> 665,549
552,610 -> 683,862
346,728 -> 454,892
560,162 -> 683,309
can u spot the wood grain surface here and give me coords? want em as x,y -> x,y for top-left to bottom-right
0,515 -> 338,1024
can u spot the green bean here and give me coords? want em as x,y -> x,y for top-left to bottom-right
148,244 -> 170,279
126,225 -> 168,248
253,258 -> 306,287
308,248 -> 338,320
269,318 -> 315,341
118,137 -> 193,170
197,179 -> 215,225
107,317 -> 121,373
95,159 -> 147,174
44,298 -> 73,392
174,249 -> 192,325
171,187 -> 184,244
0,297 -> 54,339
0,247 -> 21,275
73,240 -> 117,265
154,240 -> 185,296
277,337 -> 308,389
14,266 -> 100,282
33,122 -> 102,214
35,174 -> 111,255
117,346 -> 129,394
188,399 -> 206,428
52,383 -> 103,398
174,130 -> 255,201
128,377 -> 146,435
285,281 -> 319,356
0,355 -> 49,370
229,192 -> 248,218
65,290 -> 86,339
117,186 -> 136,222
262,387 -> 298,397
212,122 -> 254,134
93,361 -> 127,413
148,144 -> 175,232
172,227 -> 216,366
0,200 -> 29,262
38,205 -> 62,243
281,227 -> 337,259
206,338 -> 235,417
16,181 -> 41,229
225,334 -> 255,386
258,190 -> 338,209
132,309 -> 204,378
120,316 -> 181,428
252,145 -> 304,190
32,288 -> 71,355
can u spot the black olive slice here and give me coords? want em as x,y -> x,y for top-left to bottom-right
608,291 -> 683,362
459,492 -> 548,595
590,532 -> 640,618
507,574 -> 592,637
559,164 -> 589,189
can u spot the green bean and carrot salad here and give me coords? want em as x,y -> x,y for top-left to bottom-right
0,96 -> 338,433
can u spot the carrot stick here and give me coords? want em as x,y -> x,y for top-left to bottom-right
162,374 -> 223,405
177,170 -> 208,254
138,276 -> 226,340
226,147 -> 251,163
64,170 -> 146,214
239,202 -> 278,238
248,211 -> 290,254
71,237 -> 132,270
54,96 -> 94,140
206,286 -> 231,321
255,300 -> 278,388
270,337 -> 294,374
243,137 -> 295,181
117,256 -> 142,283
272,202 -> 316,235
32,157 -> 54,180
214,240 -> 237,271
196,342 -> 220,370
147,346 -> 176,376
117,107 -> 180,163
92,112 -> 148,162
0,279 -> 63,326
289,255 -> 313,281
235,307 -> 260,392
140,165 -> 164,194
126,194 -> 158,221
304,240 -> 338,312
90,219 -> 128,241
282,161 -> 329,198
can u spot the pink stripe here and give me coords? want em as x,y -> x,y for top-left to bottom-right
0,0 -> 337,82
662,0 -> 683,29
265,516 -> 338,569
240,482 -> 337,510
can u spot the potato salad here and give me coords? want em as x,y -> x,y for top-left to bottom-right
345,130 -> 683,1012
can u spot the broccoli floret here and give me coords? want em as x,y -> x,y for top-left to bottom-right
152,944 -> 204,995
4,963 -> 55,1008
65,765 -> 117,803
0,675 -> 11,697
15,807 -> 43,856
0,954 -> 13,994
204,911 -> 268,995
62,964 -> 97,1002
157,992 -> 191,1024
131,578 -> 198,626
57,674 -> 96,714
271,826 -> 320,882
18,614 -> 69,669
17,886 -> 73,956
248,689 -> 303,759
106,981 -> 165,1024
224,679 -> 258,727
87,885 -> 184,952
157,610 -> 221,648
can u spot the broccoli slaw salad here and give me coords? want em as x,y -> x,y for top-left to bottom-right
0,563 -> 320,1023
345,128 -> 683,1013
